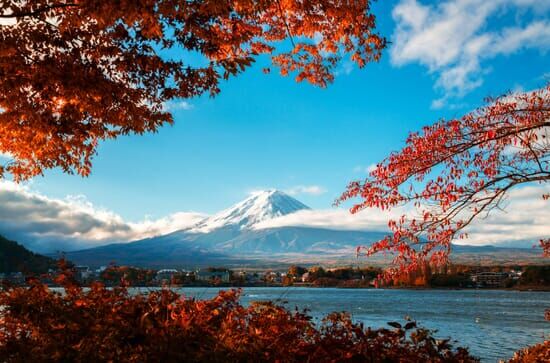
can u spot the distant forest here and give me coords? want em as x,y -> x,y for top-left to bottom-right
0,234 -> 56,273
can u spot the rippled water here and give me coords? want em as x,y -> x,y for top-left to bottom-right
153,287 -> 550,362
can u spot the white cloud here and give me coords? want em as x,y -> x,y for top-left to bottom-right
353,164 -> 377,174
284,185 -> 327,196
256,185 -> 550,247
492,21 -> 550,54
163,100 -> 193,111
0,151 -> 12,159
391,0 -> 550,106
0,181 -> 206,253
460,185 -> 550,246
334,60 -> 355,76
430,98 -> 446,110
253,207 -> 404,231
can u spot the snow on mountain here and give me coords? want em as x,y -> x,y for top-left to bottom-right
190,190 -> 309,233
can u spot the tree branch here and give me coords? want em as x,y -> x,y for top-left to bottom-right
274,0 -> 296,48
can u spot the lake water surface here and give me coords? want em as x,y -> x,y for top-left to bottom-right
153,287 -> 550,362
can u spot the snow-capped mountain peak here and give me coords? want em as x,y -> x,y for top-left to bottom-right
190,190 -> 309,233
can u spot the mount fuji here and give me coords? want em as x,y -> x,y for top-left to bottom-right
66,190 -> 387,268
65,190 -> 539,268
190,189 -> 310,233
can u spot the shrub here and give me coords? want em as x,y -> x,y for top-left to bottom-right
519,266 -> 550,286
429,273 -> 471,288
311,277 -> 340,287
507,340 -> 550,363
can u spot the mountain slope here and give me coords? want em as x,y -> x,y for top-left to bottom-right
214,227 -> 387,255
66,225 -> 388,268
64,239 -> 253,269
0,234 -> 56,273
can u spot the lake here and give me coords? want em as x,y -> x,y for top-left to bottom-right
147,287 -> 550,362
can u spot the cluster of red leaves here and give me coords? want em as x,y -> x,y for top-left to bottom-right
0,269 -> 478,362
541,238 -> 550,257
100,265 -> 157,286
338,85 -> 550,280
507,340 -> 550,363
0,0 -> 385,180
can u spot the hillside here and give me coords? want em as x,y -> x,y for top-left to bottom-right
0,234 -> 56,273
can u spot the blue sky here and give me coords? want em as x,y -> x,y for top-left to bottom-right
1,0 -> 549,251
28,0 -> 549,218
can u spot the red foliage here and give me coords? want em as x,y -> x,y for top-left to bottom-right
100,265 -> 157,286
0,0 -> 385,180
338,85 -> 550,279
540,238 -> 550,257
0,267 -> 479,362
507,340 -> 550,363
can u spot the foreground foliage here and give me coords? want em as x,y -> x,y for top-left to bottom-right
0,270 -> 478,362
507,340 -> 550,363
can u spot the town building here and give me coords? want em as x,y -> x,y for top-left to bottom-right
155,269 -> 180,283
470,272 -> 509,287
75,266 -> 92,281
196,269 -> 230,283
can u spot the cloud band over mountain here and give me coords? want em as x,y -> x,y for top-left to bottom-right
256,186 -> 549,247
0,181 -> 206,253
0,182 -> 547,253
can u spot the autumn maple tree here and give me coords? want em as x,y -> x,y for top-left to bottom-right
338,85 -> 550,278
0,0 -> 385,181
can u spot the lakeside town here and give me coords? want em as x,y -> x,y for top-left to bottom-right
3,233 -> 546,290
3,262 -> 548,290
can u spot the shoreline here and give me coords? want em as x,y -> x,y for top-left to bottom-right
94,284 -> 550,292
